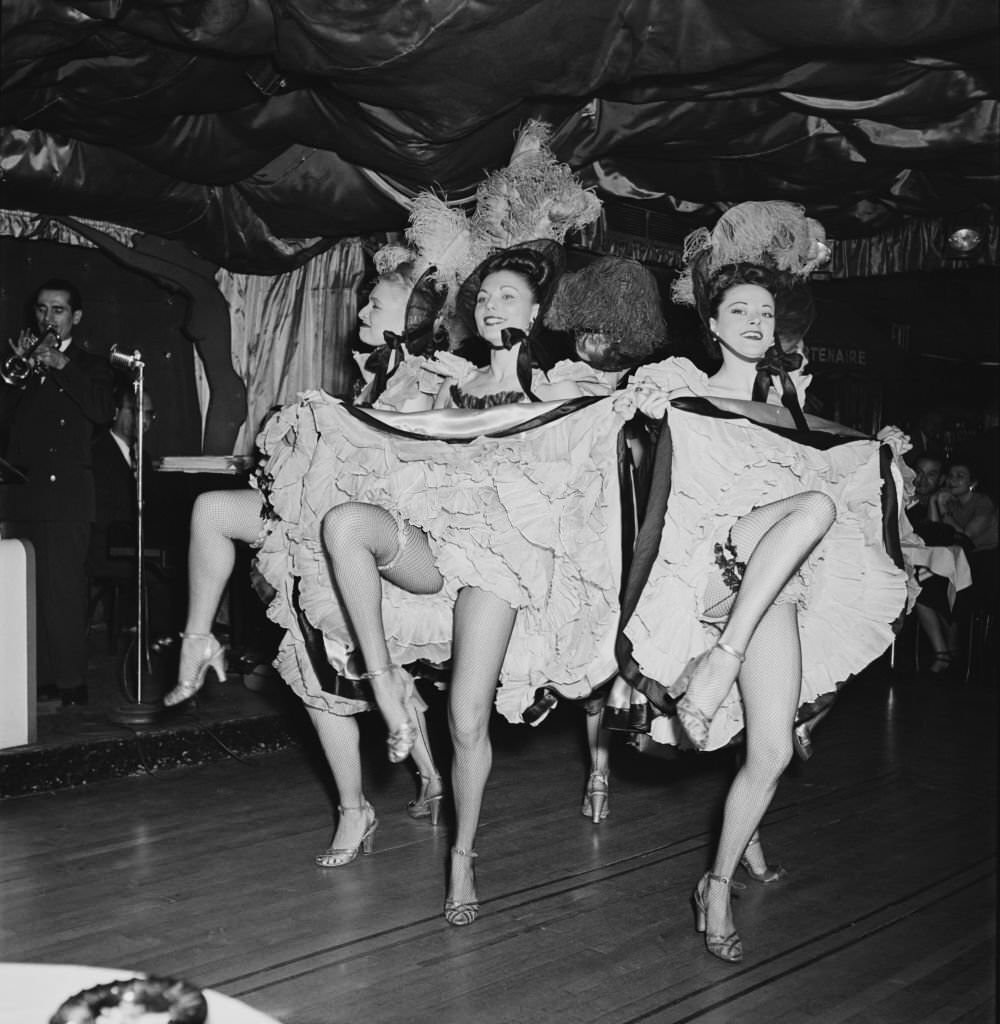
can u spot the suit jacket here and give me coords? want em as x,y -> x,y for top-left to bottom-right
0,342 -> 115,522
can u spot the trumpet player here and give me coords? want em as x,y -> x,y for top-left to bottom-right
0,279 -> 114,707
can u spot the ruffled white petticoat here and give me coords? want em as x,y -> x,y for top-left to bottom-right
620,359 -> 908,750
254,387 -> 629,722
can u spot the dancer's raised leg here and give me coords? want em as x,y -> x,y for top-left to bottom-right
166,489 -> 267,704
321,502 -> 443,761
678,491 -> 834,744
445,587 -> 517,924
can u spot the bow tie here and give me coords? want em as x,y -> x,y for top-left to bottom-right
753,345 -> 808,431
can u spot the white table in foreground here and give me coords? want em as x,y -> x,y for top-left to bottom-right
0,963 -> 282,1024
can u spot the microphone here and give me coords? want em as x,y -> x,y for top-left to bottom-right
109,345 -> 144,371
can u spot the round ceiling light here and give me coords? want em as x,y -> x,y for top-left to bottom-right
946,225 -> 983,254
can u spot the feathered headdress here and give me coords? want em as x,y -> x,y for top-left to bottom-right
400,120 -> 602,313
671,200 -> 830,309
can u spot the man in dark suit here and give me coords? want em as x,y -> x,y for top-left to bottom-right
87,383 -> 175,639
88,383 -> 155,574
0,279 -> 114,706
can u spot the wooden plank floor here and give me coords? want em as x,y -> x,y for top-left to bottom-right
2,661 -> 996,1024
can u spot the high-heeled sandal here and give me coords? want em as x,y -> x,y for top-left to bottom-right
407,771 -> 444,826
444,847 -> 479,926
163,632 -> 227,707
363,664 -> 417,763
675,641 -> 745,749
581,770 -> 610,823
692,872 -> 743,963
740,832 -> 787,884
315,802 -> 378,868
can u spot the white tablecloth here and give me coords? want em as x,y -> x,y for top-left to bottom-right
0,963 -> 282,1024
903,542 -> 973,608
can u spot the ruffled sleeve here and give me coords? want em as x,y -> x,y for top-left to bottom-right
372,351 -> 480,412
539,359 -> 624,397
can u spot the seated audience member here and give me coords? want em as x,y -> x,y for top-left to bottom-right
928,456 -> 999,558
918,455 -> 999,672
906,453 -> 949,542
87,385 -> 174,637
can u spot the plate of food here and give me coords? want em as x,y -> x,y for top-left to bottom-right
48,975 -> 207,1024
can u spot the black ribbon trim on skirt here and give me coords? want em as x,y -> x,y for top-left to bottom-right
668,395 -> 870,451
614,413 -> 677,713
879,443 -> 907,635
615,401 -> 899,712
292,578 -> 374,704
344,394 -> 604,444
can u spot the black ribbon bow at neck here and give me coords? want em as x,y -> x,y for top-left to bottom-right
753,344 -> 809,431
499,327 -> 540,402
363,331 -> 408,403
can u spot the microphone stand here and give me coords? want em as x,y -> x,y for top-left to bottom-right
107,345 -> 163,726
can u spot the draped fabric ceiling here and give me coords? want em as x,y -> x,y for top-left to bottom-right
2,0 -> 998,274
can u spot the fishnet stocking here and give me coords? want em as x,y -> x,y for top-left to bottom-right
447,587 -> 517,904
705,602 -> 800,938
322,502 -> 443,741
185,488 -> 267,633
685,491 -> 835,726
178,488 -> 266,686
306,707 -> 369,849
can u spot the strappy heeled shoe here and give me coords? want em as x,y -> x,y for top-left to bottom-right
363,664 -> 418,763
163,632 -> 227,707
675,641 -> 745,749
444,847 -> 479,926
692,872 -> 743,963
740,832 -> 787,884
407,771 -> 444,826
315,802 -> 378,868
581,770 -> 610,823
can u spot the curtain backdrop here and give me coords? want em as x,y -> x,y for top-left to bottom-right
217,238 -> 367,453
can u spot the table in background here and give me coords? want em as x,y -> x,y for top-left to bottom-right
904,541 -> 973,608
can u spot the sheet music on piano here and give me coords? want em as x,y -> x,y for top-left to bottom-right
155,455 -> 255,475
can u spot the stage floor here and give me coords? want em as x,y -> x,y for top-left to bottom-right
1,655 -> 995,1024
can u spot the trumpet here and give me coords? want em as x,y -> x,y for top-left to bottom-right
1,323 -> 58,388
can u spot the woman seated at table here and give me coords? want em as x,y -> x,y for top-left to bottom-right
928,456 -> 999,560
926,454 -> 998,659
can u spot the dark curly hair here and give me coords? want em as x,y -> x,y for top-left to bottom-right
700,262 -> 813,360
475,246 -> 556,304
453,239 -> 565,346
544,256 -> 669,371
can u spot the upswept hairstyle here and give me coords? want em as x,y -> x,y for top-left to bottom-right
700,262 -> 813,360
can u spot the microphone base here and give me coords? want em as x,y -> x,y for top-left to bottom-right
107,701 -> 165,727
